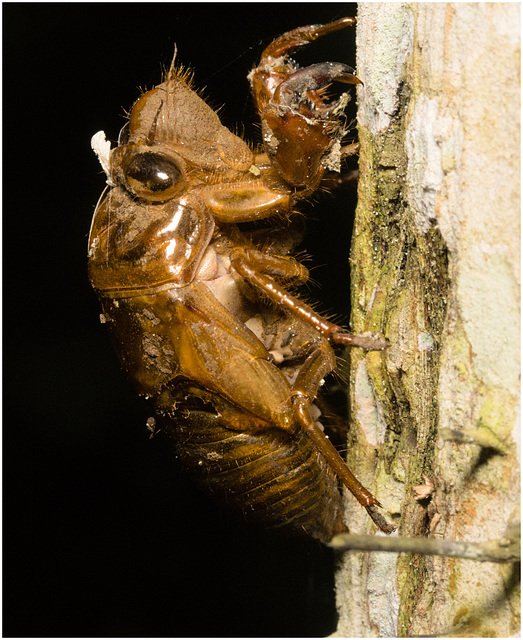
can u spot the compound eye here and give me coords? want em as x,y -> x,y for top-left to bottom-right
122,152 -> 184,202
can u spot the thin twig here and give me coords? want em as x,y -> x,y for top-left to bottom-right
329,529 -> 520,563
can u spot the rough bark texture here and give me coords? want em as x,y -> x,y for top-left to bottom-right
334,4 -> 520,637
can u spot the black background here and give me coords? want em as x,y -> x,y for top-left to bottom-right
4,3 -> 358,637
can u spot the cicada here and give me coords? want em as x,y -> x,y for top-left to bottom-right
88,18 -> 392,543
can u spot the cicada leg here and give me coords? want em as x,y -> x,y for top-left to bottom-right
231,247 -> 309,283
291,345 -> 395,534
230,248 -> 388,351
250,17 -> 361,189
252,17 -> 357,105
261,17 -> 355,59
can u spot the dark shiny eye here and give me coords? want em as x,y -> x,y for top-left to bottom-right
123,152 -> 184,202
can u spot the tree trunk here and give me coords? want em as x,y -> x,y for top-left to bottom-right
334,3 -> 520,636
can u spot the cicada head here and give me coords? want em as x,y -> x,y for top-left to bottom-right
114,62 -> 254,180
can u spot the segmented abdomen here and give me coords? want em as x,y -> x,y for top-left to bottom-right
163,410 -> 346,543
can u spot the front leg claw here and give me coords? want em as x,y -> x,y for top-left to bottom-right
331,331 -> 389,351
274,62 -> 361,117
250,18 -> 359,189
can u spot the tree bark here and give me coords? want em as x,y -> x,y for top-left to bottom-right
334,4 -> 520,637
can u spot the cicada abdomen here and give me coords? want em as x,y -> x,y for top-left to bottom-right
160,409 -> 346,542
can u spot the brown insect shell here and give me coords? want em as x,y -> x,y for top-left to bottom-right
88,59 -> 354,542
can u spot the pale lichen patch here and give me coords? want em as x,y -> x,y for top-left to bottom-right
354,358 -> 387,446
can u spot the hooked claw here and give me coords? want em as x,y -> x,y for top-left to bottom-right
331,331 -> 389,351
250,17 -> 359,190
274,62 -> 362,119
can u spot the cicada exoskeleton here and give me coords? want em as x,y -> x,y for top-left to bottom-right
88,18 -> 392,542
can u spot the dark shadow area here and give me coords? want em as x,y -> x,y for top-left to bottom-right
4,3 -> 357,636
